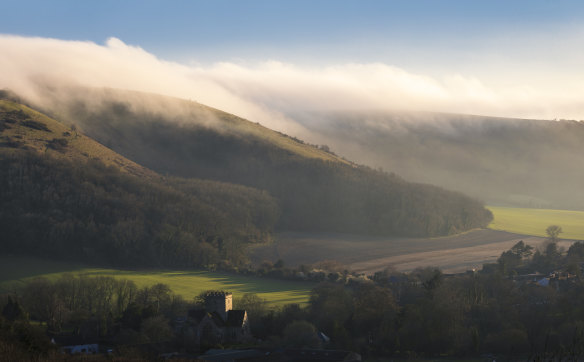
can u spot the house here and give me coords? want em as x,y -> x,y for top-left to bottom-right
51,334 -> 111,355
59,343 -> 99,355
184,291 -> 252,346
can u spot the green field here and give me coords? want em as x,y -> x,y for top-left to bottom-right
0,255 -> 314,307
488,206 -> 584,240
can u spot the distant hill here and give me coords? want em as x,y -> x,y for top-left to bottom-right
23,87 -> 492,237
0,98 -> 279,267
291,111 -> 584,210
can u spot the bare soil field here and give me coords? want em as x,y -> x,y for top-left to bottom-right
249,229 -> 574,274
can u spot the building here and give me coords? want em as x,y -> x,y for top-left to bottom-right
184,291 -> 251,346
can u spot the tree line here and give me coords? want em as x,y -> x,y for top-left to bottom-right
0,149 -> 278,268
5,236 -> 584,360
1,275 -> 191,360
245,238 -> 584,359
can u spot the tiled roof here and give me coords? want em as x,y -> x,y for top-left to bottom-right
188,309 -> 208,323
187,308 -> 247,327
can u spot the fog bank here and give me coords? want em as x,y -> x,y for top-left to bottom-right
2,34 -> 584,143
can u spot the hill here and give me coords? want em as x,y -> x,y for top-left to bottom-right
0,98 -> 279,267
291,111 -> 584,210
22,87 -> 492,237
0,98 -> 154,178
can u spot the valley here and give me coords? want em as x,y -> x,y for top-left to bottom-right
3,4 -> 584,359
2,93 -> 581,278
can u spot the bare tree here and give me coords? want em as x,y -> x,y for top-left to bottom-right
546,225 -> 563,243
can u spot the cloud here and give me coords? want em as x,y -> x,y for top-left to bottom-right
1,34 -> 584,143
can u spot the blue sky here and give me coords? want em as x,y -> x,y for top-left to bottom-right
2,0 -> 584,124
1,0 -> 582,64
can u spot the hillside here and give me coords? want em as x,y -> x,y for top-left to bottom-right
291,111 -> 584,210
0,99 -> 155,178
0,99 -> 279,267
23,87 -> 493,237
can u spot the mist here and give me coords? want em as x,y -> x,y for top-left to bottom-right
294,110 -> 584,210
2,34 -> 584,141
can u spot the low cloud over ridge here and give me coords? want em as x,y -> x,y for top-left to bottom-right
1,34 -> 584,141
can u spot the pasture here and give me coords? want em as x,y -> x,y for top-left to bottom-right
0,255 -> 314,307
488,206 -> 584,240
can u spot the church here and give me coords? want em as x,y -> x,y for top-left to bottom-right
185,291 -> 252,346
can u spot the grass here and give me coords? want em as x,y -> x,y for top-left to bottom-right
488,206 -> 584,240
221,109 -> 350,165
0,255 -> 314,307
0,100 -> 155,178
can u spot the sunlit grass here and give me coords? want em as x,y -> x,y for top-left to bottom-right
0,100 -> 155,178
0,255 -> 314,307
225,112 -> 349,164
488,206 -> 584,240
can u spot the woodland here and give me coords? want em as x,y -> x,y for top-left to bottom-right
3,239 -> 584,360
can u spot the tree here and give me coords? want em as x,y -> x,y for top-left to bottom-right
282,320 -> 321,348
2,296 -> 27,321
546,225 -> 563,243
141,315 -> 173,343
567,241 -> 584,262
413,267 -> 443,293
498,241 -> 534,274
235,293 -> 268,336
309,283 -> 353,334
149,283 -> 171,314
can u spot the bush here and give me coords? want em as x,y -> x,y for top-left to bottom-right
46,138 -> 68,151
21,120 -> 50,132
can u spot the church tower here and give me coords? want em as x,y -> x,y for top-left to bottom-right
204,291 -> 233,321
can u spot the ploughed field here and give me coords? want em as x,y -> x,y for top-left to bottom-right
251,206 -> 584,274
0,255 -> 314,307
250,229 -> 552,274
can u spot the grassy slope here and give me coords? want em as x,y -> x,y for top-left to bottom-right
0,99 -> 156,178
41,87 -> 346,166
0,255 -> 313,307
488,206 -> 584,240
208,106 -> 347,164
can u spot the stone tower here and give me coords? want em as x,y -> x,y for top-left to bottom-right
204,291 -> 233,321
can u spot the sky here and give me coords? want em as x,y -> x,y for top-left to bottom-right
1,0 -> 584,130
2,1 -> 582,65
